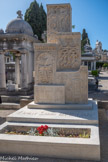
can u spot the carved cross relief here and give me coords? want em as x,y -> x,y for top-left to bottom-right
36,52 -> 54,84
57,37 -> 80,71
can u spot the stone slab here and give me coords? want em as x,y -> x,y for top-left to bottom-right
7,100 -> 98,125
28,99 -> 93,109
34,85 -> 65,104
0,122 -> 100,161
0,103 -> 20,109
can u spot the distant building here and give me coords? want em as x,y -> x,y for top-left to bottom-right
93,40 -> 108,62
0,10 -> 40,92
82,40 -> 108,71
81,40 -> 98,71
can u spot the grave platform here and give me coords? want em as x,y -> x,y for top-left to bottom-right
0,122 -> 100,161
0,99 -> 100,161
7,99 -> 98,125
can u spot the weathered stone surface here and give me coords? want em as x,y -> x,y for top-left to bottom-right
47,4 -> 72,33
47,4 -> 72,43
55,66 -> 88,103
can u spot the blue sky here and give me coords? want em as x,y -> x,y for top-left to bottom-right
0,0 -> 108,50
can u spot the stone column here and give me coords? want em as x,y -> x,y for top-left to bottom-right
94,61 -> 96,70
27,51 -> 34,84
15,55 -> 20,85
91,62 -> 93,71
0,53 -> 6,89
21,54 -> 28,88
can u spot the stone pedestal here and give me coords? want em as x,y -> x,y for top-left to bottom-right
21,54 -> 28,88
0,53 -> 6,89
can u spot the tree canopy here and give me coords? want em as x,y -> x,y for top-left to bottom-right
24,0 -> 47,40
81,29 -> 90,54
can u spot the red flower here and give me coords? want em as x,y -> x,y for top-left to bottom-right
44,125 -> 48,129
37,125 -> 49,135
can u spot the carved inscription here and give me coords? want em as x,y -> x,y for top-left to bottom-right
17,109 -> 94,119
37,53 -> 54,84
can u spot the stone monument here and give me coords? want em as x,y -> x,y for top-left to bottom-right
0,10 -> 40,93
0,4 -> 100,161
33,4 -> 88,106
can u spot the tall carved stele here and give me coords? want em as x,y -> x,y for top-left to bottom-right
34,4 -> 88,104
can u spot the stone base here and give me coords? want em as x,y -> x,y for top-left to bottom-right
28,99 -> 93,110
7,99 -> 98,125
0,122 -> 100,161
0,103 -> 20,109
34,85 -> 65,104
0,88 -> 33,96
0,88 -> 6,95
0,99 -> 100,161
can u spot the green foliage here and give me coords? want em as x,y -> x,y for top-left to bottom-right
79,132 -> 90,138
24,0 -> 47,40
103,63 -> 108,68
96,62 -> 104,69
91,70 -> 99,77
72,25 -> 75,29
81,29 -> 90,54
104,49 -> 108,52
10,52 -> 15,61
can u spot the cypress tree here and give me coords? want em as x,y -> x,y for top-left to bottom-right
39,3 -> 47,35
81,29 -> 90,54
24,0 -> 46,40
